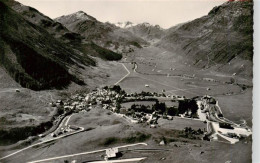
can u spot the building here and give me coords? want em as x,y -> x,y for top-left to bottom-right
69,125 -> 80,130
105,148 -> 119,160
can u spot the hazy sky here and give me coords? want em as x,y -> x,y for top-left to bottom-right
16,0 -> 226,29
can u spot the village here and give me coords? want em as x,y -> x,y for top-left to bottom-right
1,85 -> 251,163
48,85 -> 251,146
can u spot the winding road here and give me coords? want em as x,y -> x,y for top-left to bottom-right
114,63 -> 130,85
0,114 -> 84,161
27,143 -> 147,163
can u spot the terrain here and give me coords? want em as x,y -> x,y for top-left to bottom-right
0,0 -> 253,163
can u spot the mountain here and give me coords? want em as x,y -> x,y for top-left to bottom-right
55,11 -> 147,54
0,1 -> 95,90
127,22 -> 165,42
157,1 -> 253,76
115,21 -> 136,28
4,0 -> 122,62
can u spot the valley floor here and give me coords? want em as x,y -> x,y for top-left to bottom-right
0,46 -> 252,163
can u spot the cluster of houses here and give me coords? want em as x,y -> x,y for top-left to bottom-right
50,85 -> 253,145
51,86 -> 190,129
122,111 -> 160,128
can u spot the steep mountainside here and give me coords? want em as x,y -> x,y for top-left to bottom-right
127,23 -> 166,42
55,11 -> 147,54
157,1 -> 253,76
0,1 -> 91,90
4,0 -> 122,61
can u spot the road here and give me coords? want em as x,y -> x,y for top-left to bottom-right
114,63 -> 130,85
200,98 -> 252,144
0,114 -> 83,161
88,157 -> 147,163
27,143 -> 148,163
65,114 -> 73,126
0,127 -> 84,161
0,88 -> 24,94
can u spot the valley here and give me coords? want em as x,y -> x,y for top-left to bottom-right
0,45 -> 252,163
0,0 -> 253,162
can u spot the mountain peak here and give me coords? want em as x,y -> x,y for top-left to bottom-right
55,10 -> 97,25
137,22 -> 163,30
72,11 -> 94,20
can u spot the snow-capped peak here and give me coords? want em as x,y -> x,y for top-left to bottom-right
136,23 -> 164,30
115,21 -> 136,28
74,11 -> 91,20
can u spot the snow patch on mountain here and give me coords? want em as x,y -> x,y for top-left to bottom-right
75,11 -> 89,20
115,21 -> 136,28
72,11 -> 93,21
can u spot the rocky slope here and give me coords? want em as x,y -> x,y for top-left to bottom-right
55,11 -> 147,54
157,1 -> 253,76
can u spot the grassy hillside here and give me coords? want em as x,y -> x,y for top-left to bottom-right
89,42 -> 122,61
157,1 -> 253,76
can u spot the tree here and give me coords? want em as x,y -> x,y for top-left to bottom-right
116,102 -> 121,110
131,104 -> 137,111
167,107 -> 178,116
153,102 -> 166,114
178,99 -> 198,116
111,85 -> 121,93
230,77 -> 235,84
189,100 -> 198,115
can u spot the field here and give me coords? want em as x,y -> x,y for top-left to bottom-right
119,46 -> 252,126
216,89 -> 252,127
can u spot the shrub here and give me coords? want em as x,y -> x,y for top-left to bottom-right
103,137 -> 118,146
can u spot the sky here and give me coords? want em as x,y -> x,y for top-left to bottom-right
16,0 -> 226,29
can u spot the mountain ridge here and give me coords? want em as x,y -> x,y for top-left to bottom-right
55,11 -> 148,54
